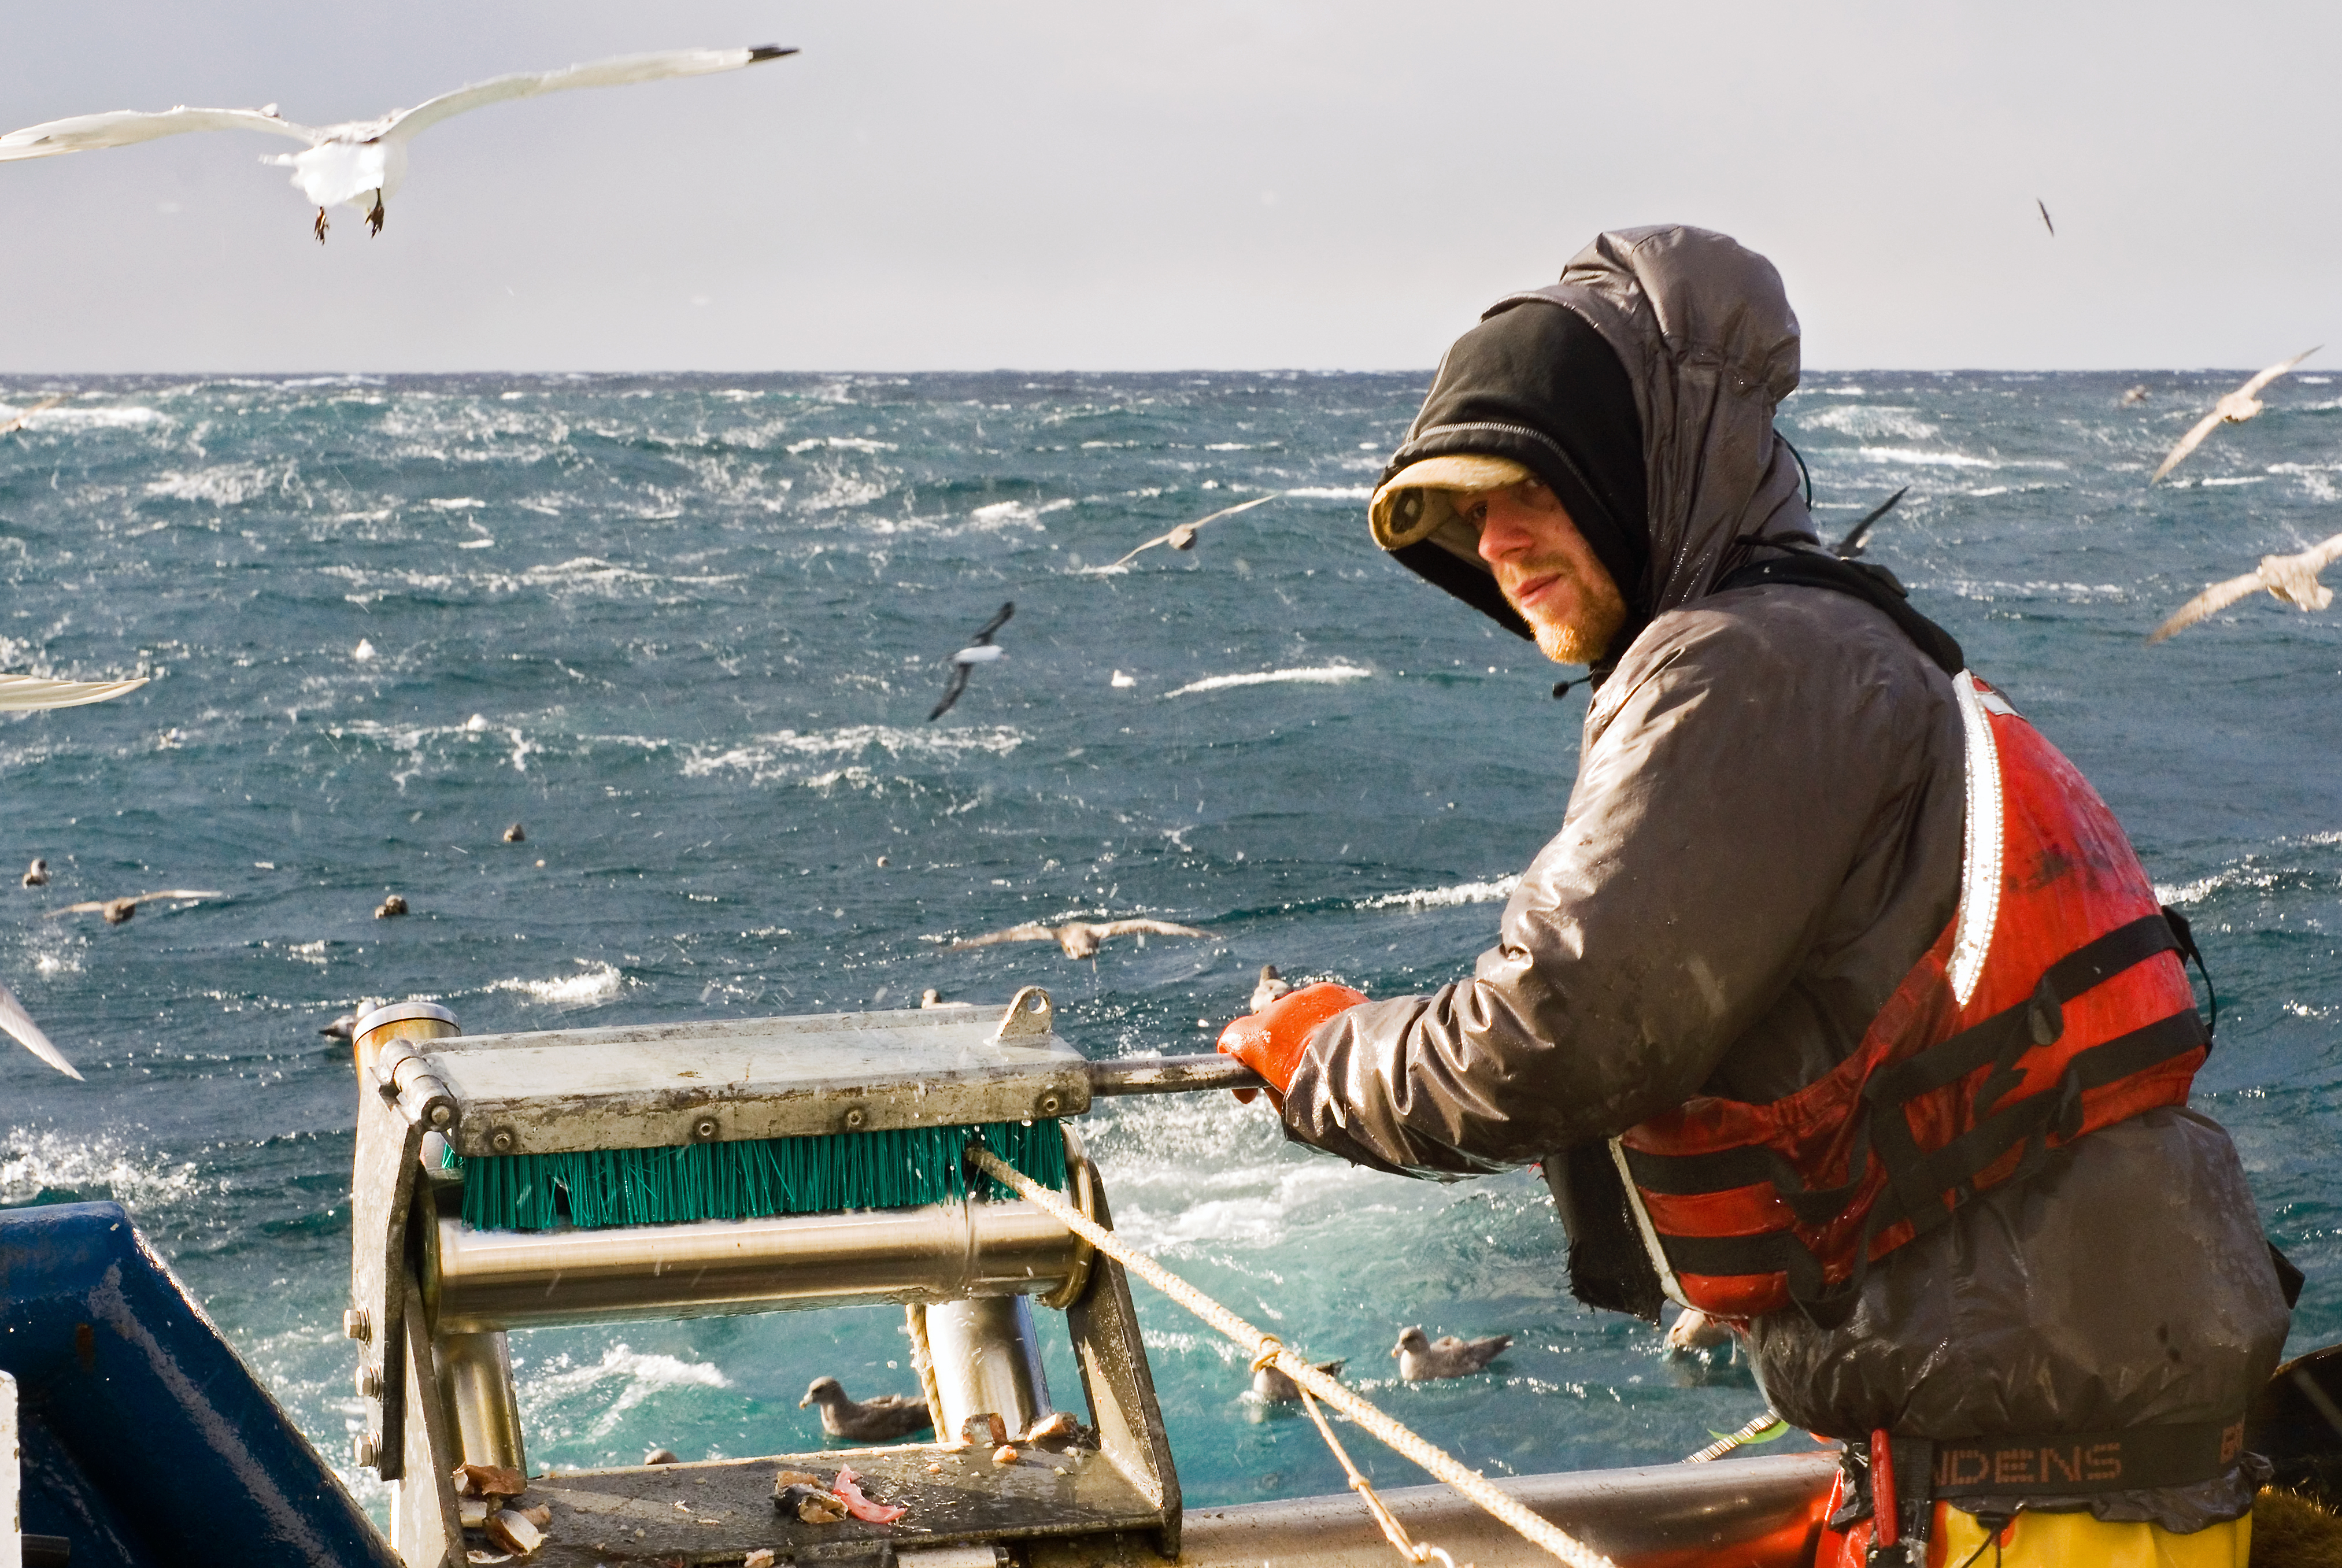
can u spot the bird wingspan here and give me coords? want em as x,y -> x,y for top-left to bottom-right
2237,347 -> 2320,401
970,601 -> 1015,644
2147,571 -> 2267,643
1093,919 -> 1210,939
0,395 -> 68,434
382,46 -> 795,143
0,106 -> 320,161
0,978 -> 81,1081
44,900 -> 108,918
1832,486 -> 1908,558
2303,530 -> 2342,572
1108,493 -> 1281,569
949,924 -> 1057,949
0,673 -> 149,711
134,890 -> 224,904
1107,534 -> 1174,570
927,662 -> 972,721
2149,408 -> 2228,485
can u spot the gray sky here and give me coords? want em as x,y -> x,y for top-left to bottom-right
2,1 -> 2335,372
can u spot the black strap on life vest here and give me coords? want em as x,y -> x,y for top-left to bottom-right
1620,912 -> 2210,1327
1832,1415 -> 2247,1520
1712,550 -> 1965,676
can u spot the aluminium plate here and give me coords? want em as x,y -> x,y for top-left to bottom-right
422,1005 -> 1089,1157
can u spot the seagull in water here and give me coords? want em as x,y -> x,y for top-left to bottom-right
2148,531 -> 2342,644
2149,348 -> 2319,485
46,890 -> 222,926
1108,493 -> 1281,569
799,1377 -> 933,1443
927,602 -> 1013,721
1251,1357 -> 1345,1405
1392,1326 -> 1510,1381
949,918 -> 1210,960
1250,965 -> 1294,1012
0,978 -> 82,1080
1831,487 -> 1909,559
0,46 -> 797,243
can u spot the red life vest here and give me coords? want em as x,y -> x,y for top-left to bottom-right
1613,673 -> 2211,1322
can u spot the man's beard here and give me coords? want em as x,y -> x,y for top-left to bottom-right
1501,561 -> 1629,666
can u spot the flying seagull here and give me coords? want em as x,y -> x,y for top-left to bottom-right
2149,348 -> 2320,485
2036,199 -> 2054,237
0,46 -> 797,243
0,395 -> 66,435
2147,530 -> 2342,644
1108,493 -> 1281,569
46,890 -> 223,926
927,601 -> 1013,722
0,673 -> 147,710
0,978 -> 82,1080
1832,486 -> 1909,559
948,918 -> 1209,960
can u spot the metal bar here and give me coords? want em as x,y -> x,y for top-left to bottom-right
1085,1056 -> 1263,1097
431,1199 -> 1088,1334
926,1295 -> 1052,1441
439,1330 -> 527,1475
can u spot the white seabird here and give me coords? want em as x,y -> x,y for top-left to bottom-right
0,978 -> 81,1080
0,45 -> 797,242
1108,493 -> 1281,569
2148,530 -> 2342,644
0,673 -> 148,710
2149,348 -> 2319,485
0,395 -> 66,435
927,602 -> 1013,721
948,918 -> 1209,960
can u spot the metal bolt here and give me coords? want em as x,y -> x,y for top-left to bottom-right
490,1127 -> 515,1153
356,1364 -> 383,1399
342,1308 -> 371,1343
430,1105 -> 452,1127
1037,1093 -> 1063,1118
693,1117 -> 719,1141
843,1107 -> 867,1130
354,1433 -> 382,1470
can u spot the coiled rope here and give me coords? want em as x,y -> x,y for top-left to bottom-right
965,1144 -> 1618,1568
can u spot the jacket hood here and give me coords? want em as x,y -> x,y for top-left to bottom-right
1378,225 -> 1818,646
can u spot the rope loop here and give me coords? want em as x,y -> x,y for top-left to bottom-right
1249,1336 -> 1285,1374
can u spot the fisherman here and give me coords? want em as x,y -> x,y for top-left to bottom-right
1218,226 -> 2291,1567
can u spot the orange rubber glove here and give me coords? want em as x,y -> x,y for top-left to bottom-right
1216,982 -> 1368,1105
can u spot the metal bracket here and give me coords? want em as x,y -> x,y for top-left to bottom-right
1062,1174 -> 1181,1558
389,1270 -> 463,1568
350,1063 -> 428,1479
993,986 -> 1055,1042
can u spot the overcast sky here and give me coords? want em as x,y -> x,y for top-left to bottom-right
2,2 -> 2335,372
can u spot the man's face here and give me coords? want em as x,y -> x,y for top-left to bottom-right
1460,478 -> 1629,665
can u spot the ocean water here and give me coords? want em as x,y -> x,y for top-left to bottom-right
0,369 -> 2336,1526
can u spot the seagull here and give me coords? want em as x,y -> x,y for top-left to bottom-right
2036,198 -> 2055,237
918,988 -> 974,1009
1108,493 -> 1281,569
1250,964 -> 1293,1012
22,859 -> 49,888
1251,1357 -> 1345,1404
798,1377 -> 933,1443
46,890 -> 221,925
1392,1326 -> 1510,1381
2122,385 -> 2151,406
0,395 -> 66,435
927,602 -> 1013,721
0,674 -> 148,710
2149,349 -> 2320,485
1663,1307 -> 1737,1355
0,46 -> 797,243
949,918 -> 1211,960
0,978 -> 82,1080
1831,486 -> 1909,559
320,1012 -> 358,1041
2148,531 -> 2342,644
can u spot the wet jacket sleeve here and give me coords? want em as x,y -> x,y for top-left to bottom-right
1279,594 -> 1953,1176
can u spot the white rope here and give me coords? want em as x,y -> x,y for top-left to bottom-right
968,1145 -> 1618,1568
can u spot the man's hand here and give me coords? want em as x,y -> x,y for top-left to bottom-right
1216,982 -> 1368,1105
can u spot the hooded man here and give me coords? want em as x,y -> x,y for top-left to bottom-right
1217,227 -> 2288,1567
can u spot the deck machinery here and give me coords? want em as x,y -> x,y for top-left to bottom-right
346,989 -> 1181,1568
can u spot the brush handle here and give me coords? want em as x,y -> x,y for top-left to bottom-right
1085,1054 -> 1266,1096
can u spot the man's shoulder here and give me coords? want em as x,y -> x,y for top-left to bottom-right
1618,579 -> 1953,691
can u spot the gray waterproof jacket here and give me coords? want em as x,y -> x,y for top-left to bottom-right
1283,226 -> 2288,1528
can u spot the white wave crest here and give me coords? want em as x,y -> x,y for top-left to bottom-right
487,960 -> 624,1008
0,1127 -> 203,1208
680,724 -> 1020,783
1856,446 -> 2002,469
1359,874 -> 1522,910
1162,664 -> 1372,698
521,1344 -> 731,1440
10,404 -> 165,430
143,463 -> 283,506
1797,405 -> 1938,440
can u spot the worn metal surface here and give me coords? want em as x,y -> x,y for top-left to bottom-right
391,1272 -> 463,1568
438,1330 -> 526,1475
1028,1452 -> 1839,1568
1085,1056 -> 1264,1097
1061,1181 -> 1180,1556
419,1001 -> 1088,1156
349,1056 -> 429,1481
522,1441 -> 1162,1567
927,1296 -> 1052,1440
431,1196 -> 1088,1333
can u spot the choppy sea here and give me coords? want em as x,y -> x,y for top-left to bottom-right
0,369 -> 2336,1525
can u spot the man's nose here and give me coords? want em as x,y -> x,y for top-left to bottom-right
1475,504 -> 1526,562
